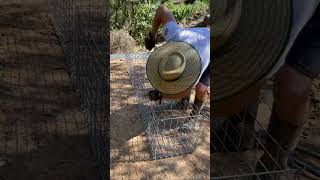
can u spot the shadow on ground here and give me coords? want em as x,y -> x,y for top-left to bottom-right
0,3 -> 99,180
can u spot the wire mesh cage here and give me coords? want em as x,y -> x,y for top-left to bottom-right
50,0 -> 109,179
111,53 -> 207,161
211,84 -> 302,180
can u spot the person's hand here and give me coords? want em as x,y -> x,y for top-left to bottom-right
144,32 -> 156,51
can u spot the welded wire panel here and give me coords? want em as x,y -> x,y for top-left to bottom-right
50,0 -> 109,179
110,59 -> 151,163
110,57 -> 208,163
212,103 -> 301,179
0,4 -> 86,158
0,3 -> 96,178
127,58 -> 205,160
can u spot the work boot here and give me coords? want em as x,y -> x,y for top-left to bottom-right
178,97 -> 204,133
191,97 -> 204,115
214,101 -> 258,153
255,109 -> 304,180
172,96 -> 190,110
237,102 -> 258,151
214,116 -> 239,152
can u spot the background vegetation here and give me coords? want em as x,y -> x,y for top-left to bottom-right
111,0 -> 209,45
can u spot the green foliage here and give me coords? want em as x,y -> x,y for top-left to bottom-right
164,1 -> 208,24
131,3 -> 158,44
111,0 -> 209,45
110,0 -> 132,31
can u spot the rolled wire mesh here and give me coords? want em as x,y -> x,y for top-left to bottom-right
110,52 -> 208,162
50,0 -> 109,179
211,84 -> 302,179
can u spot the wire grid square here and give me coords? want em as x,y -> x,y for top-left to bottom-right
126,58 -> 204,160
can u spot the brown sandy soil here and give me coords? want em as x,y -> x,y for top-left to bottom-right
0,3 -> 98,180
110,59 -> 210,179
294,79 -> 320,180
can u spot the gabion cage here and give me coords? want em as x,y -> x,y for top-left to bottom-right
211,85 -> 302,180
111,52 -> 207,161
50,0 -> 109,179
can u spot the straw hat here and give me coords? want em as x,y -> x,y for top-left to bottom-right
212,0 -> 292,111
146,41 -> 202,95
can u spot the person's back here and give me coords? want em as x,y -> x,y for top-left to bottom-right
145,4 -> 210,117
162,21 -> 210,84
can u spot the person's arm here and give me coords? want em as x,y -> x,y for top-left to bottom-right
149,4 -> 176,41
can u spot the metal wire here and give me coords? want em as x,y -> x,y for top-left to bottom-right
50,0 -> 109,179
0,2 -> 92,178
211,84 -> 302,179
110,51 -> 207,162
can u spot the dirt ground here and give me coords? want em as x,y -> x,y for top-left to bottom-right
0,3 -> 99,180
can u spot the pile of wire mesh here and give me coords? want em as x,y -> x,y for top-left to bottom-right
50,0 -> 109,179
111,53 -> 207,161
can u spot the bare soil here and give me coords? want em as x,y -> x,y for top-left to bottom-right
0,3 -> 98,180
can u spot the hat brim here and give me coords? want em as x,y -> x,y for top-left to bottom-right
212,0 -> 292,102
146,42 -> 202,95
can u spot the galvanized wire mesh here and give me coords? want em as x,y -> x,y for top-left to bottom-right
211,84 -> 302,180
110,52 -> 208,162
50,0 -> 109,179
110,58 -> 151,163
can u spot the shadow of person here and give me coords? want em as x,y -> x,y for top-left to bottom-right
110,104 -> 154,162
110,104 -> 145,148
0,134 -> 98,180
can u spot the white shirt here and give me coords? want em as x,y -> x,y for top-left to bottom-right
267,0 -> 320,78
162,21 -> 210,85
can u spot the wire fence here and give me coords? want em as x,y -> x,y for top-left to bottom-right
128,58 -> 206,160
50,0 -> 109,179
110,52 -> 209,164
0,1 -> 97,179
211,84 -> 302,180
